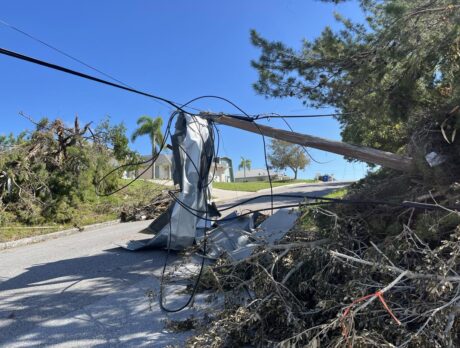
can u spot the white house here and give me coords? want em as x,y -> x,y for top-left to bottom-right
132,154 -> 234,182
134,154 -> 172,180
235,168 -> 291,182
211,157 -> 234,183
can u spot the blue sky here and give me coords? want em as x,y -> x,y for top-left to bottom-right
0,0 -> 369,180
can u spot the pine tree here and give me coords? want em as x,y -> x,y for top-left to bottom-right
251,0 -> 460,153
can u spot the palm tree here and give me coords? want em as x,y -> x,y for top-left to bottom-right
131,115 -> 163,179
238,157 -> 251,179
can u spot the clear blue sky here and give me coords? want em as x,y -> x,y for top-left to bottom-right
0,0 -> 369,180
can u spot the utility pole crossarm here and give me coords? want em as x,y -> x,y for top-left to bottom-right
200,112 -> 413,172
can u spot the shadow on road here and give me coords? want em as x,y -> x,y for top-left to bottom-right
0,248 -> 193,347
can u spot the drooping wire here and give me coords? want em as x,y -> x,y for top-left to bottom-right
0,20 -> 206,113
159,113 -> 215,313
254,112 -> 352,119
168,191 -> 452,223
0,47 -> 192,112
184,97 -> 275,214
95,111 -> 178,196
0,45 -> 363,121
274,113 -> 333,165
157,94 -> 272,312
0,19 -> 130,88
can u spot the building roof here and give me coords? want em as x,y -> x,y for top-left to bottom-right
141,153 -> 172,165
235,168 -> 287,179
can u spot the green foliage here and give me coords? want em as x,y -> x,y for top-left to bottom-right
268,139 -> 309,179
323,187 -> 348,198
96,117 -> 138,162
251,0 -> 460,153
238,157 -> 252,177
213,179 -> 315,192
0,116 -> 135,226
131,115 -> 163,157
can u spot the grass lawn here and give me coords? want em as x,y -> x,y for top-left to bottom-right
0,179 -> 169,243
213,179 -> 317,192
324,187 -> 348,199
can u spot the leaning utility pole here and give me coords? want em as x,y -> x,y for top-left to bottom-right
200,112 -> 413,172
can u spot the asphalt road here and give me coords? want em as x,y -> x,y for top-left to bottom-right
217,181 -> 351,217
0,182 -> 349,347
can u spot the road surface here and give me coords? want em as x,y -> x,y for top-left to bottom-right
0,182 -> 349,347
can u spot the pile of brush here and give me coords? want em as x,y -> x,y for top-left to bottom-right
120,191 -> 172,222
186,119 -> 460,347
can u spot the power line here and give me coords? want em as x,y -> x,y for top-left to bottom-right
0,44 -> 354,119
254,112 -> 352,119
0,46 -> 188,112
0,19 -> 174,112
0,19 -> 132,88
0,20 -> 203,113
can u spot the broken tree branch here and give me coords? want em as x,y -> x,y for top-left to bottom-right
330,250 -> 460,282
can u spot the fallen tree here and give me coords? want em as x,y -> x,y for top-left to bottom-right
187,166 -> 460,347
185,1 -> 460,346
0,115 -> 139,227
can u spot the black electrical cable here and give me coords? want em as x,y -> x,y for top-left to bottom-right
171,194 -> 456,224
159,188 -> 210,313
0,19 -> 131,87
157,95 -> 227,313
0,47 -> 189,113
169,194 -> 334,222
158,94 -> 261,312
0,20 -> 209,114
252,122 -> 275,214
275,113 -> 333,165
5,43 -> 438,312
168,191 -> 450,219
254,112 -> 355,119
159,112 -> 215,313
0,46 -> 360,121
95,111 -> 178,196
158,93 -> 266,313
175,95 -> 251,118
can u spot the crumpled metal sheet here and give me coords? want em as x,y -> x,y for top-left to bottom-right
203,209 -> 299,261
122,112 -> 300,256
123,113 -> 213,251
195,212 -> 254,259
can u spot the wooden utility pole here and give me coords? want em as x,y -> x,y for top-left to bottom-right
200,112 -> 413,172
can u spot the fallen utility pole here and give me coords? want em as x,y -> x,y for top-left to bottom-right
200,112 -> 413,172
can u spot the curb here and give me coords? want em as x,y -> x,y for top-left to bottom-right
213,181 -> 355,202
256,182 -> 309,194
0,219 -> 120,251
212,188 -> 254,203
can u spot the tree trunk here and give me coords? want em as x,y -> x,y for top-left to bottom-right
152,134 -> 156,180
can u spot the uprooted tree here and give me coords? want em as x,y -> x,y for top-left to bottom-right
0,115 -> 138,226
186,1 -> 460,347
251,0 -> 460,154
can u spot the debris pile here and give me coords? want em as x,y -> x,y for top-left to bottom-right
120,190 -> 173,222
185,116 -> 460,348
0,116 -> 124,226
